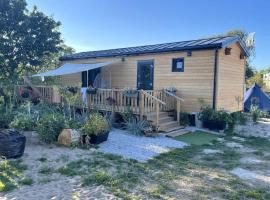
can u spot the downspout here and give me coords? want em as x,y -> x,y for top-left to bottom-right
212,48 -> 219,110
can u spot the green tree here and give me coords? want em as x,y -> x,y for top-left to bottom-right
246,71 -> 264,88
0,0 -> 64,84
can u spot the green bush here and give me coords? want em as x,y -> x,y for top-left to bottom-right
230,112 -> 247,125
80,113 -> 109,136
0,112 -> 13,129
37,114 -> 65,143
250,105 -> 263,123
179,112 -> 190,126
66,114 -> 87,129
10,115 -> 36,131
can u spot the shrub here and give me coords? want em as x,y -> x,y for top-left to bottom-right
179,112 -> 190,126
10,115 -> 36,131
250,105 -> 263,123
0,112 -> 13,129
230,112 -> 247,125
80,113 -> 109,136
37,114 -> 65,143
66,114 -> 88,129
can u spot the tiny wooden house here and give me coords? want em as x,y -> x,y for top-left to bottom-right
59,36 -> 248,113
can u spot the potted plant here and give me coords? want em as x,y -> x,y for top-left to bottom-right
80,113 -> 110,144
86,87 -> 98,95
198,106 -> 230,131
165,87 -> 177,94
67,86 -> 79,94
123,89 -> 138,98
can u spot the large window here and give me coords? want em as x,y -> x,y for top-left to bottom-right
172,58 -> 184,72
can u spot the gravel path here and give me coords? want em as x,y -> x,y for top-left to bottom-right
235,119 -> 270,139
98,129 -> 187,162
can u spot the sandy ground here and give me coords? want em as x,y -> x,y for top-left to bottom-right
1,139 -> 118,200
1,129 -> 187,200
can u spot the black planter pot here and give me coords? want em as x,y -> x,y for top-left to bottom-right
0,130 -> 26,159
82,131 -> 109,145
90,131 -> 109,144
203,120 -> 226,131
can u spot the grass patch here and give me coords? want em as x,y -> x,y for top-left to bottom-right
245,137 -> 270,152
147,184 -> 168,199
57,136 -> 269,199
82,171 -> 112,186
39,165 -> 53,174
19,178 -> 34,185
175,131 -> 219,145
0,159 -> 27,192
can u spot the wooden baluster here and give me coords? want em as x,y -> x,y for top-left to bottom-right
139,90 -> 144,120
177,100 -> 180,125
156,101 -> 159,130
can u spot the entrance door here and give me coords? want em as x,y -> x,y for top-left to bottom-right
81,68 -> 101,87
137,60 -> 154,90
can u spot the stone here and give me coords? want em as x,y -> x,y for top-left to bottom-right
58,129 -> 80,147
202,149 -> 223,154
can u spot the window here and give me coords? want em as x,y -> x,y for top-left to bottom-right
172,58 -> 184,72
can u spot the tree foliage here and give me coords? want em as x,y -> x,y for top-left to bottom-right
246,72 -> 264,88
0,0 -> 68,84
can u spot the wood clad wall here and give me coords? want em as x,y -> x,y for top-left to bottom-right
61,73 -> 81,86
216,43 -> 245,112
60,50 -> 216,112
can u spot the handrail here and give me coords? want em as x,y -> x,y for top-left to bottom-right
141,90 -> 166,105
164,90 -> 184,102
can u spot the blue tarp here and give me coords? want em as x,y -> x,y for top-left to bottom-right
244,83 -> 270,112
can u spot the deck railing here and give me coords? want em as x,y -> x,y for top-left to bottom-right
15,85 -> 184,128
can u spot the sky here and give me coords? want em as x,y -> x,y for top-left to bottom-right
27,0 -> 270,70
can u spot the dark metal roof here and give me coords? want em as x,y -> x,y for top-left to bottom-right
60,36 -> 249,61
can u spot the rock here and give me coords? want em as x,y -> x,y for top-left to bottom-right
225,142 -> 243,148
58,129 -> 80,147
202,149 -> 223,154
216,138 -> 225,142
240,157 -> 263,164
232,136 -> 245,142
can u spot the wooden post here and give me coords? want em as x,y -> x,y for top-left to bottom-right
52,87 -> 61,103
139,90 -> 144,120
156,101 -> 159,130
177,100 -> 180,125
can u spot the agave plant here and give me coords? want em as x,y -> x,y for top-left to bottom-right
124,118 -> 152,136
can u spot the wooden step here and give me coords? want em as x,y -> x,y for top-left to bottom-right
165,129 -> 190,137
146,112 -> 169,120
159,121 -> 181,132
159,116 -> 175,124
161,125 -> 184,133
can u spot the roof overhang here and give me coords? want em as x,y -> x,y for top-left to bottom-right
32,61 -> 118,77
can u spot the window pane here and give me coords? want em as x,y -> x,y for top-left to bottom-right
176,61 -> 183,69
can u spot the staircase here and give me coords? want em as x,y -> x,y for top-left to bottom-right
146,111 -> 189,137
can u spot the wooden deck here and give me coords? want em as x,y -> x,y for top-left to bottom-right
15,85 -> 184,131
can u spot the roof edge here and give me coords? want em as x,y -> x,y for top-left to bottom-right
221,36 -> 250,57
59,44 -> 222,61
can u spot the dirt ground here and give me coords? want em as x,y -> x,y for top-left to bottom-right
1,126 -> 270,200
